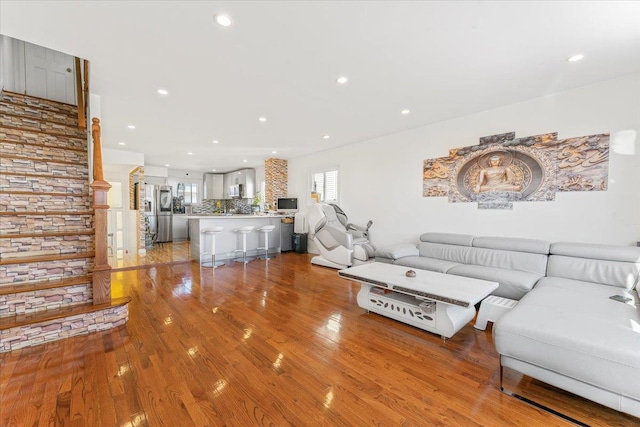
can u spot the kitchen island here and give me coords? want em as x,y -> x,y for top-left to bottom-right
187,215 -> 292,263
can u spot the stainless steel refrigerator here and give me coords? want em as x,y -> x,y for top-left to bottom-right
156,185 -> 173,242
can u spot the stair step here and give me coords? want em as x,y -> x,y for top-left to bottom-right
0,156 -> 89,177
0,123 -> 85,140
0,275 -> 93,319
0,235 -> 94,261
0,252 -> 95,266
0,107 -> 78,127
0,256 -> 94,285
1,213 -> 93,234
0,138 -> 87,153
0,274 -> 92,297
1,153 -> 83,167
0,90 -> 78,117
0,141 -> 88,164
0,127 -> 86,150
0,115 -> 84,139
0,211 -> 93,216
0,231 -> 94,238
0,190 -> 90,196
0,296 -> 131,331
1,171 -> 88,181
0,193 -> 91,213
0,172 -> 90,196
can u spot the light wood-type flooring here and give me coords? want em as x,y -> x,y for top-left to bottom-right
1,253 -> 637,426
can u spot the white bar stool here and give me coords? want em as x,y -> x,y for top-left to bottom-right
256,225 -> 276,260
233,225 -> 255,264
201,227 -> 225,268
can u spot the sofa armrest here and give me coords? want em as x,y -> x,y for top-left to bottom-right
375,243 -> 419,261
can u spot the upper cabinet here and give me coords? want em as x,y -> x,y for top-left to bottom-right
203,173 -> 224,199
222,168 -> 256,199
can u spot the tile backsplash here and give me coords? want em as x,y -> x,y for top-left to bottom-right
192,199 -> 253,215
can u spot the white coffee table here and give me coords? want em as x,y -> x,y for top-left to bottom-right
339,262 -> 498,339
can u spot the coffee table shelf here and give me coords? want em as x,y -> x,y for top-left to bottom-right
339,263 -> 498,339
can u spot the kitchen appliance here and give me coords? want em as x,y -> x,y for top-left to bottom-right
277,198 -> 298,214
156,185 -> 173,243
229,184 -> 243,198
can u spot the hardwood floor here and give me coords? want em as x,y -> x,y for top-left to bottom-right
108,241 -> 192,270
1,253 -> 637,426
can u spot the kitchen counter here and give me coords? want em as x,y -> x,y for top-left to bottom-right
186,214 -> 289,219
188,215 -> 292,262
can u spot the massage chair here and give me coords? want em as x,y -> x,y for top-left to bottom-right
307,203 -> 375,269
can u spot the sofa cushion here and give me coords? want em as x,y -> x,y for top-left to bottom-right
551,242 -> 640,263
375,243 -> 419,260
466,246 -> 549,276
393,256 -> 461,273
418,242 -> 472,264
473,236 -> 550,255
547,255 -> 640,290
420,232 -> 475,246
494,278 -> 640,401
447,264 -> 542,300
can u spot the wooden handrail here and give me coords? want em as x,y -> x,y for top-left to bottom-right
90,118 -> 112,305
92,118 -> 104,182
83,59 -> 90,125
75,57 -> 86,130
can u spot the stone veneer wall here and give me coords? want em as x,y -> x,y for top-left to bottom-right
265,158 -> 288,211
128,167 -> 145,253
0,284 -> 92,318
0,304 -> 129,352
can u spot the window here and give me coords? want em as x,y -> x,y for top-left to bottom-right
312,169 -> 339,203
177,183 -> 198,205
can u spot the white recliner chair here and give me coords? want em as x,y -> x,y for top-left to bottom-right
307,203 -> 375,269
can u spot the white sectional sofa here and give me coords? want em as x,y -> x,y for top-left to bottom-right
494,242 -> 640,418
375,233 -> 640,418
375,232 -> 551,300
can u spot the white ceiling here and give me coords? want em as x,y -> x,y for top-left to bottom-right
2,1 -> 639,173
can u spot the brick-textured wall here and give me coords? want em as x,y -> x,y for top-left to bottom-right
128,167 -> 145,252
0,258 -> 94,285
0,304 -> 128,352
0,283 -> 92,318
265,158 -> 288,211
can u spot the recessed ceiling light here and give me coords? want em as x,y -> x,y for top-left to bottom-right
187,152 -> 194,155
127,125 -> 136,129
401,109 -> 410,115
336,76 -> 348,85
272,151 -> 277,154
322,134 -> 330,140
215,14 -> 233,27
165,164 -> 170,167
566,54 -> 585,62
118,142 -> 126,146
212,140 -> 219,144
258,117 -> 267,122
212,169 -> 216,172
243,159 -> 248,163
157,89 -> 169,95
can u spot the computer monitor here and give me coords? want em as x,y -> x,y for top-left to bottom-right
277,198 -> 298,214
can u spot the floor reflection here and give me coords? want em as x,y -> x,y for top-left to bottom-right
108,241 -> 192,270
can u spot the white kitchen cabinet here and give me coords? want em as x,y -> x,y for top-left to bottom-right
203,173 -> 224,199
173,215 -> 189,241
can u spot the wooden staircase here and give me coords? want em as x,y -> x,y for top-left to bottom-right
0,90 -> 129,352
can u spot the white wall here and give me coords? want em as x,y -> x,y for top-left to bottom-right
288,73 -> 640,247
